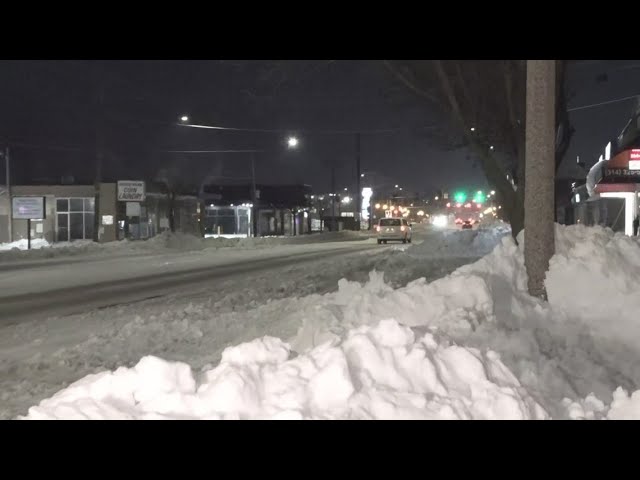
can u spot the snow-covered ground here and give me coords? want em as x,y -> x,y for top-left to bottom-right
0,230 -> 374,264
1,223 -> 492,419
11,223 -> 640,420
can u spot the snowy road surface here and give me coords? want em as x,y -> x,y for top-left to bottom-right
1,225 -> 508,419
0,240 -> 383,324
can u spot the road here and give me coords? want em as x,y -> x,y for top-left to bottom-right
0,240 -> 383,325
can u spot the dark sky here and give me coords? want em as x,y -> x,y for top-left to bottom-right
1,60 -> 639,195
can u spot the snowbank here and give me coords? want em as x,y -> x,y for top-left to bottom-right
18,224 -> 640,419
406,226 -> 511,259
0,238 -> 53,251
0,230 -> 372,263
20,320 -> 547,420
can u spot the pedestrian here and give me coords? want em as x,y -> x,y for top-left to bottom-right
634,214 -> 639,236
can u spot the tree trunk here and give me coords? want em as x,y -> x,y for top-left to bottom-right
524,60 -> 556,299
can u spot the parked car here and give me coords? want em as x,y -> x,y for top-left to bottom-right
376,218 -> 412,244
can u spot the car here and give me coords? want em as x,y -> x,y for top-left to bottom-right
376,217 -> 412,244
461,220 -> 473,230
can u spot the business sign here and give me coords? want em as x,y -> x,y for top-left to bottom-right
629,160 -> 640,171
361,187 -> 372,222
12,197 -> 45,220
117,181 -> 146,202
603,168 -> 640,183
630,149 -> 640,161
126,202 -> 141,217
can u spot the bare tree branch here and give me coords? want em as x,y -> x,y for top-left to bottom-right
383,60 -> 442,105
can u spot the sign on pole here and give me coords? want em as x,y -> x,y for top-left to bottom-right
12,196 -> 45,250
12,196 -> 45,220
117,181 -> 146,202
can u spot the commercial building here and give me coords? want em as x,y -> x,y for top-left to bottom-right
200,183 -> 313,237
0,180 -> 200,245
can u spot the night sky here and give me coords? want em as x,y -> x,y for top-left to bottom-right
2,60 -> 639,196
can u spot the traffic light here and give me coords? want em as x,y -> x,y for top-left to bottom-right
473,191 -> 486,204
453,191 -> 467,204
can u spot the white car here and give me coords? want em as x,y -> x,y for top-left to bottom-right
376,218 -> 412,244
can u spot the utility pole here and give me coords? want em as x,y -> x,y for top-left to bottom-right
355,132 -> 361,230
524,60 -> 556,299
331,165 -> 337,232
4,145 -> 11,243
93,64 -> 105,242
251,153 -> 258,237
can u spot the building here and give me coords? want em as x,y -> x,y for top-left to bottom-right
200,183 -> 313,237
567,110 -> 640,236
0,180 -> 200,245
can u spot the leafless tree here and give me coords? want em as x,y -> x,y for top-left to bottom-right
383,60 -> 574,239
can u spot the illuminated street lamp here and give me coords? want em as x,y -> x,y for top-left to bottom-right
180,115 -> 189,123
287,136 -> 299,148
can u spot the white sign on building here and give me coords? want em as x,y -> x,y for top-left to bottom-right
117,181 -> 146,202
126,202 -> 142,217
12,197 -> 45,220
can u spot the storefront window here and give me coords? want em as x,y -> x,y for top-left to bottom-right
56,197 -> 95,242
56,199 -> 69,212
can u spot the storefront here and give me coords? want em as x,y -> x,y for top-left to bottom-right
0,185 -> 97,244
0,181 -> 201,245
204,204 -> 252,237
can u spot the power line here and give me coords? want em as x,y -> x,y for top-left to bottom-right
178,123 -> 438,135
3,141 -> 90,152
568,94 -> 640,112
160,149 -> 263,154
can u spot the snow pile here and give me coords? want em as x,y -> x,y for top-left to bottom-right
546,225 -> 640,342
21,320 -> 548,420
0,230 -> 371,263
0,238 -> 52,251
286,224 -> 640,418
17,224 -> 640,420
407,227 -> 511,259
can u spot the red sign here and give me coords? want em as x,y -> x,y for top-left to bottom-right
630,149 -> 640,160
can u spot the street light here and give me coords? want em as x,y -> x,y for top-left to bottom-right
180,115 -> 189,123
490,190 -> 496,195
287,136 -> 299,148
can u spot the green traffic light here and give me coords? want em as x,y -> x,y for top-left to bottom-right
453,191 -> 467,203
473,191 -> 486,204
